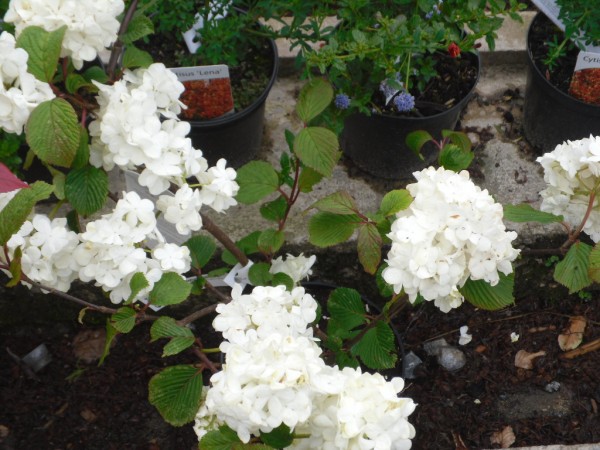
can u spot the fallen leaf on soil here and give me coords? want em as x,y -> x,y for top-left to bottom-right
73,329 -> 109,363
490,425 -> 516,448
80,408 -> 97,423
558,316 -> 587,351
451,431 -> 469,450
528,325 -> 556,333
514,349 -> 546,369
475,344 -> 487,353
0,424 -> 9,439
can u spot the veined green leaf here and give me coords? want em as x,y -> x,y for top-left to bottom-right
148,365 -> 203,426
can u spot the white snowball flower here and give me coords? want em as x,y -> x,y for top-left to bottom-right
269,253 -> 317,285
537,135 -> 600,242
72,191 -> 196,303
196,158 -> 239,213
213,284 -> 318,348
195,283 -> 417,450
5,215 -> 80,291
0,32 -> 55,134
291,367 -> 416,450
152,243 -> 191,272
89,64 -> 210,195
199,333 -> 327,443
382,167 -> 519,312
5,0 -> 125,69
458,325 -> 472,346
156,184 -> 204,235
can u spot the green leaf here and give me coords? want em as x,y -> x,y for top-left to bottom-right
328,288 -> 366,331
461,273 -> 515,310
221,231 -> 261,265
65,74 -> 96,94
248,262 -> 273,286
110,307 -> 137,333
308,212 -> 358,247
376,264 -> 394,298
405,130 -> 433,160
64,165 -> 108,216
6,246 -> 22,287
503,203 -> 564,223
0,181 -> 53,245
257,229 -> 284,254
121,14 -> 154,44
588,243 -> 600,283
51,169 -> 65,200
148,365 -> 203,426
16,25 -> 65,82
184,235 -> 216,269
98,320 -> 118,366
272,272 -> 294,291
441,130 -> 472,152
351,321 -> 397,370
236,161 -> 279,204
554,242 -> 593,294
72,127 -> 90,170
26,99 -> 80,168
122,45 -> 153,69
298,166 -> 323,193
260,424 -> 294,448
438,143 -> 474,171
126,272 -> 149,304
162,336 -> 195,357
151,317 -> 194,340
357,222 -> 382,275
200,425 -> 243,449
149,272 -> 192,307
379,189 -> 412,217
296,78 -> 334,123
294,127 -> 340,177
83,65 -> 109,84
260,196 -> 287,223
150,318 -> 195,357
310,191 -> 357,215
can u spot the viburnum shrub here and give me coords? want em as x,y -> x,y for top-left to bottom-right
1,1 -> 599,448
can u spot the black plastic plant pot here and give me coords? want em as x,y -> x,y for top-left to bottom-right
186,38 -> 279,169
523,13 -> 600,154
340,52 -> 480,180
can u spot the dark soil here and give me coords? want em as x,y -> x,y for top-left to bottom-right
373,52 -> 479,118
1,247 -> 600,450
527,13 -> 579,96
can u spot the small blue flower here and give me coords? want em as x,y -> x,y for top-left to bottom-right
425,11 -> 433,19
334,93 -> 351,110
393,92 -> 415,112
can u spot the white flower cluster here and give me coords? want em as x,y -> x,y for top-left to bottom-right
537,135 -> 600,242
383,167 -> 519,313
89,63 -> 238,221
3,192 -> 192,303
74,191 -> 191,303
194,284 -> 416,449
0,31 -> 55,134
269,253 -> 317,285
5,215 -> 80,291
4,0 -> 124,69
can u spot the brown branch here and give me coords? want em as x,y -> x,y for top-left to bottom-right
193,347 -> 219,374
200,213 -> 249,266
178,303 -> 219,327
560,337 -> 600,359
344,294 -> 409,350
26,279 -> 119,315
107,0 -> 139,79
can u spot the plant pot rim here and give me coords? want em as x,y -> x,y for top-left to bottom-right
187,36 -> 279,129
527,12 -> 600,111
